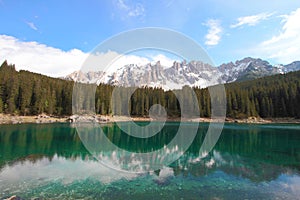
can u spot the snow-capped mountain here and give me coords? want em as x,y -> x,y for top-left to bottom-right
219,57 -> 286,82
65,57 -> 300,90
66,60 -> 223,89
66,71 -> 105,83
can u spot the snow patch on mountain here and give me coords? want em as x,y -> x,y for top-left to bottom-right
65,57 -> 300,90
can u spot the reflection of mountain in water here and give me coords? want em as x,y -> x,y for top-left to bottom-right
0,123 -> 90,170
0,123 -> 299,183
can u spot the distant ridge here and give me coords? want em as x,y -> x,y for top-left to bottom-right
65,57 -> 300,89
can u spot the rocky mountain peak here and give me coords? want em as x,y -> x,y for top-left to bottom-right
65,57 -> 300,90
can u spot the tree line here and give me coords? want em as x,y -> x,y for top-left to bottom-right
1,60 -> 299,118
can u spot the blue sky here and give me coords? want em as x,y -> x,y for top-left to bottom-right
1,0 -> 300,76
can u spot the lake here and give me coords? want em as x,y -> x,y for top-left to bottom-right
0,122 -> 300,199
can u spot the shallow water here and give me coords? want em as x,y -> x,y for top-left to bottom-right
0,122 -> 299,199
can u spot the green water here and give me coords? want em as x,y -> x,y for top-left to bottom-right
0,122 -> 300,199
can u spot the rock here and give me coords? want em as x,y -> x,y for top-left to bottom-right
69,115 -> 109,123
3,195 -> 23,200
37,113 -> 50,119
97,116 -> 109,123
68,115 -> 98,123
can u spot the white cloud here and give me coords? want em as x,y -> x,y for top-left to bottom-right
25,21 -> 38,31
204,19 -> 222,46
0,35 -> 180,77
116,0 -> 129,10
128,3 -> 144,17
115,0 -> 145,18
231,12 -> 273,28
150,54 -> 178,67
0,35 -> 87,77
256,8 -> 300,64
85,51 -> 177,74
99,51 -> 151,74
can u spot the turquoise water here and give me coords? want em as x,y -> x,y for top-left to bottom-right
0,122 -> 300,199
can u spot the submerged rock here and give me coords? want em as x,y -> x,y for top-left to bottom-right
153,167 -> 174,186
2,195 -> 23,200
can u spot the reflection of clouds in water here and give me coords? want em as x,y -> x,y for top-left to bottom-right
173,149 -> 300,185
205,158 -> 215,168
287,176 -> 300,195
185,150 -> 227,168
276,175 -> 300,196
2,149 -> 296,185
0,153 -> 299,199
0,155 -> 138,186
94,144 -> 184,172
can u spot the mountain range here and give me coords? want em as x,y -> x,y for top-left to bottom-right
65,57 -> 300,90
1,60 -> 300,118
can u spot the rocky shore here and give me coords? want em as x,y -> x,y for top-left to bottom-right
0,114 -> 299,125
0,114 -> 68,124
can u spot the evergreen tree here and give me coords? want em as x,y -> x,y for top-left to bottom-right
0,60 -> 300,119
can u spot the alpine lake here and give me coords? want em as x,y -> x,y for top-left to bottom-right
0,122 -> 299,199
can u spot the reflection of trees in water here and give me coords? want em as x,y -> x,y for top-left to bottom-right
0,123 -> 299,183
0,123 -> 90,169
170,123 -> 300,182
102,122 -> 179,152
215,124 -> 300,170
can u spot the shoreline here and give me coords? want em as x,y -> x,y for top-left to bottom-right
0,114 -> 69,124
0,114 -> 300,125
